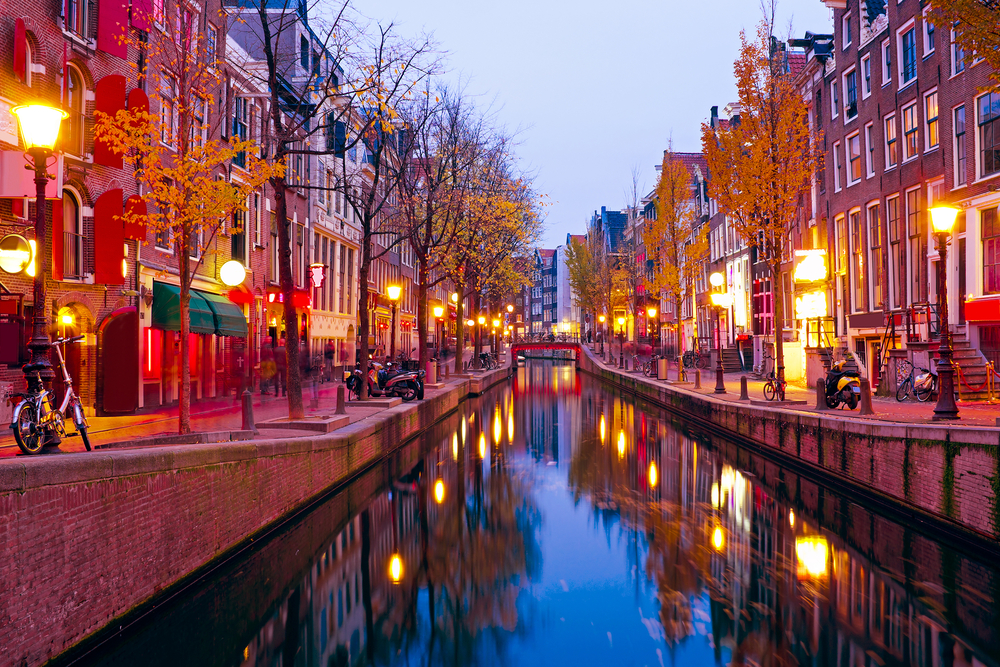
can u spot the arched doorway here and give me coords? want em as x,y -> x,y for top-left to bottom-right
97,307 -> 138,414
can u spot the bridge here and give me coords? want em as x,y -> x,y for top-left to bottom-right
509,335 -> 583,360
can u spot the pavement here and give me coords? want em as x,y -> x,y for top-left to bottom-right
590,346 -> 1000,428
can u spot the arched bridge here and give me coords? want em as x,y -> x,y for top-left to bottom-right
510,335 -> 583,360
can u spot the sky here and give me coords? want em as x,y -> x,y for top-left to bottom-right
365,0 -> 833,249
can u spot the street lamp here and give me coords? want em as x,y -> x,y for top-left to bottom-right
492,318 -> 501,354
387,284 -> 402,362
598,314 -> 606,355
709,272 -> 732,394
930,205 -> 960,420
617,316 -> 626,368
12,103 -> 67,396
646,306 -> 657,349
433,305 -> 445,360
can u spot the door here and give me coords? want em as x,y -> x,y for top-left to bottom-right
98,307 -> 138,414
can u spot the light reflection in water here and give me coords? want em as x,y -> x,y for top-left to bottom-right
79,360 -> 1000,667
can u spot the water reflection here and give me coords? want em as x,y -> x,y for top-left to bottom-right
81,361 -> 1000,667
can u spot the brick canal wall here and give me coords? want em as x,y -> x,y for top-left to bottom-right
577,347 -> 1000,545
0,367 -> 511,667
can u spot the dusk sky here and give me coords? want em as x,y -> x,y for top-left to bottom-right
368,0 -> 834,248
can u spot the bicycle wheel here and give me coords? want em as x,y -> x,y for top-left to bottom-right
895,378 -> 912,402
13,402 -> 42,455
777,383 -> 785,402
763,382 -> 776,401
696,355 -> 709,370
79,426 -> 92,451
915,380 -> 934,402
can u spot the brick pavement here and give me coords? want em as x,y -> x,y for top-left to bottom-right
590,347 -> 1000,427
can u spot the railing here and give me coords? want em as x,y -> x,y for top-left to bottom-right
512,333 -> 581,344
64,231 -> 84,279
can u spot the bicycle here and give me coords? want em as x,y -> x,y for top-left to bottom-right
642,354 -> 660,377
763,371 -> 786,402
11,335 -> 91,454
753,349 -> 774,378
683,350 -> 710,370
895,358 -> 938,402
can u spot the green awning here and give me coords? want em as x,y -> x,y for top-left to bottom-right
151,282 -> 216,335
197,290 -> 248,338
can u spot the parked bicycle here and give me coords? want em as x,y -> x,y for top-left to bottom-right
10,335 -> 91,455
682,349 -> 710,370
479,352 -> 498,370
642,354 -> 660,377
763,371 -> 786,402
753,347 -> 774,378
895,358 -> 941,403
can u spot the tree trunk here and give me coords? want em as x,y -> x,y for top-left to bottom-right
674,291 -> 684,382
273,176 -> 304,418
417,261 -> 429,371
772,260 -> 785,384
178,243 -> 191,434
453,284 -> 464,375
472,290 -> 482,368
357,232 -> 371,399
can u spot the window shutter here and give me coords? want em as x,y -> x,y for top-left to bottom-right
13,19 -> 26,80
97,0 -> 128,59
124,194 -> 147,240
131,0 -> 151,31
94,189 -> 124,284
128,87 -> 149,114
221,77 -> 230,140
94,75 -> 126,168
52,199 -> 64,281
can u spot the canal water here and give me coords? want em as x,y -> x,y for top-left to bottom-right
75,361 -> 1000,667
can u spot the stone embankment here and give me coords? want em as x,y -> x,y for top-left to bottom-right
0,365 -> 510,667
577,346 -> 1000,551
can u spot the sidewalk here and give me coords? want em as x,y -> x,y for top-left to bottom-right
590,346 -> 1000,427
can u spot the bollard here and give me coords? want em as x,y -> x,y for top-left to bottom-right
739,376 -> 749,400
444,364 -> 450,379
335,384 -> 347,415
310,377 -> 319,410
859,378 -> 875,415
694,369 -> 701,389
815,378 -> 829,411
242,389 -> 259,435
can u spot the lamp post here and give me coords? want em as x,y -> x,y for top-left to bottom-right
433,305 -> 445,360
387,285 -> 402,362
709,272 -> 732,394
492,318 -> 500,354
929,205 -> 960,420
12,104 -> 67,396
647,306 -> 658,350
617,316 -> 626,368
598,314 -> 606,356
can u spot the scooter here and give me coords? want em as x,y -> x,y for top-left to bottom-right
345,362 -> 423,401
825,360 -> 861,409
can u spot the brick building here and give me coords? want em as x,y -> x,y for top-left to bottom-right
810,0 -> 999,393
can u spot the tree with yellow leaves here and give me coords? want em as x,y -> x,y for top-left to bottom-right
929,1 -> 1000,92
645,148 -> 709,374
701,20 -> 821,385
95,13 -> 275,434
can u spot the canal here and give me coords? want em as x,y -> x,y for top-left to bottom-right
70,360 -> 1000,667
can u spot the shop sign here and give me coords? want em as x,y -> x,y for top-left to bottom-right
309,263 -> 326,289
0,234 -> 32,274
793,249 -> 827,283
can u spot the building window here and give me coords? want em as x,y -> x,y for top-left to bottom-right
887,195 -> 901,309
206,23 -> 218,63
985,207 -> 1000,294
233,97 -> 248,167
906,188 -> 923,304
882,39 -> 892,86
836,214 -> 847,274
190,95 -> 206,148
925,91 -> 939,150
65,0 -> 88,37
160,75 -> 175,146
232,206 -> 247,264
885,114 -> 898,168
851,209 -> 866,312
843,12 -> 852,49
861,54 -> 871,98
864,123 -> 875,178
951,26 -> 966,76
844,69 -> 858,120
923,10 -> 935,54
831,81 -> 839,119
847,132 -> 862,185
62,190 -> 83,279
300,35 -> 309,69
65,65 -> 86,156
833,142 -> 842,191
899,25 -> 917,86
902,102 -> 918,160
955,105 -> 967,186
978,92 -> 1000,178
868,203 -> 884,309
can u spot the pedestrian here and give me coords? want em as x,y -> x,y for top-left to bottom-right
260,337 -> 275,395
275,338 -> 287,397
324,340 -> 335,382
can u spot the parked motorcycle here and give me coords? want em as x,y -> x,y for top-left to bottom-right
825,360 -> 861,409
345,362 -> 423,401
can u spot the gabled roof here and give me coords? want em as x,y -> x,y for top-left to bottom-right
537,248 -> 555,258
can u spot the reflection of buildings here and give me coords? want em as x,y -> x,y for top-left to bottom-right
572,382 -> 998,666
518,362 -> 580,464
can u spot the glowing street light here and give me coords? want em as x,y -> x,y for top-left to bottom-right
433,305 -> 445,359
709,272 -> 730,395
220,259 -> 246,286
387,284 -> 403,361
434,479 -> 445,504
929,204 -> 960,421
506,304 -> 514,313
